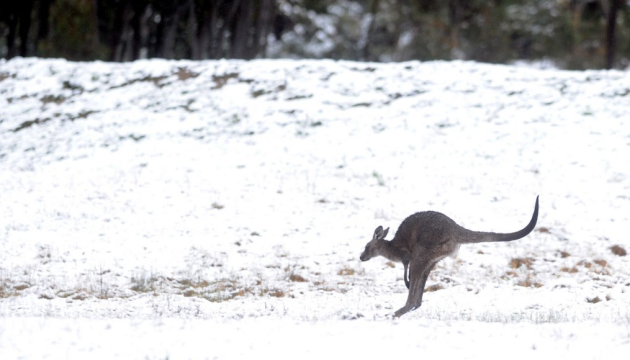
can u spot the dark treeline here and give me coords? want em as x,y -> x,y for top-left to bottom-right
0,0 -> 628,69
1,0 -> 277,61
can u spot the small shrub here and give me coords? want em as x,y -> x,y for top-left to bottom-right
130,272 -> 159,293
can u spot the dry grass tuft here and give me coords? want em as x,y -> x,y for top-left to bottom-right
14,284 -> 30,291
560,267 -> 578,273
509,257 -> 534,270
425,284 -> 445,292
516,277 -> 543,288
593,259 -> 608,267
610,245 -> 627,257
269,289 -> 285,298
130,273 -> 160,293
289,274 -> 307,282
577,260 -> 592,269
41,94 -> 66,104
178,279 -> 210,289
502,271 -> 519,279
0,283 -> 16,298
211,202 -> 224,210
175,67 -> 199,81
337,267 -> 355,276
212,73 -> 239,89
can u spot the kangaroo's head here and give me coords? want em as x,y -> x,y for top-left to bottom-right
360,226 -> 389,261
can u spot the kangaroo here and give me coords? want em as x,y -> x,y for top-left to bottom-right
359,196 -> 539,318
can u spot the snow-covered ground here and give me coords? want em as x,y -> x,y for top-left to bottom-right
1,58 -> 629,357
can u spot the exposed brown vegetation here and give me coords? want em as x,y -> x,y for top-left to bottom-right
337,267 -> 356,276
509,257 -> 534,270
516,277 -> 543,288
587,296 -> 601,304
211,202 -> 224,210
212,73 -> 239,89
289,274 -> 307,282
424,284 -> 445,292
560,267 -> 579,273
41,94 -> 66,104
176,67 -> 199,81
593,259 -> 608,267
610,245 -> 627,256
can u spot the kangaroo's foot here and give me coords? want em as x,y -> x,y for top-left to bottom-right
394,306 -> 411,318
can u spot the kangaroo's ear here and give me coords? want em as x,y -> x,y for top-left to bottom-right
382,227 -> 389,239
373,226 -> 384,240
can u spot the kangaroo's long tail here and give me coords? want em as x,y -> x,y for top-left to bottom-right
461,196 -> 539,244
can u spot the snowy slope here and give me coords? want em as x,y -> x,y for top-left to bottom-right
1,57 -> 630,357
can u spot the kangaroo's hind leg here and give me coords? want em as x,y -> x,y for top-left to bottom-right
403,261 -> 410,289
394,260 -> 434,318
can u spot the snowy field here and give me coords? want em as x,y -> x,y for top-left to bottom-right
1,57 -> 629,358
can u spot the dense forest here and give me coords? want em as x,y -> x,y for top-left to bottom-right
0,0 -> 628,69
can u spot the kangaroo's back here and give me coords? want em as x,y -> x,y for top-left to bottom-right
392,211 -> 463,250
391,197 -> 539,250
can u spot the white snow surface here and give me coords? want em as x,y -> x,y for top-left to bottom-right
1,58 -> 630,358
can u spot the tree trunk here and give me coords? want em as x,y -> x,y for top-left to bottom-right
186,0 -> 199,59
16,0 -> 34,56
161,4 -> 184,59
605,0 -> 619,69
6,7 -> 18,59
252,0 -> 275,59
34,0 -> 53,55
110,0 -> 132,61
219,0 -> 242,58
129,1 -> 148,61
361,0 -> 380,61
230,1 -> 252,59
207,0 -> 223,58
